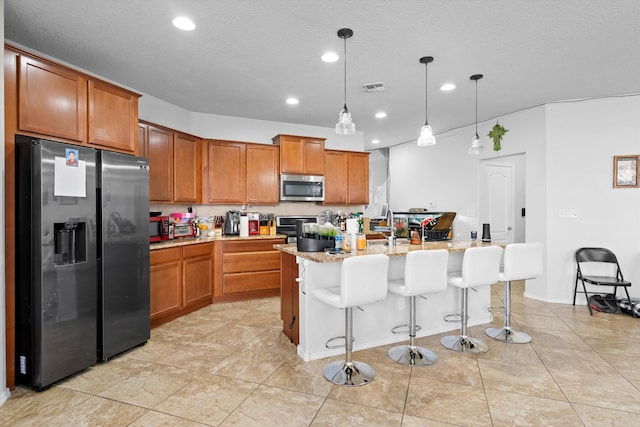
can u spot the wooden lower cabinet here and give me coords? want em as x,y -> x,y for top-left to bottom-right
151,239 -> 284,327
182,243 -> 213,308
150,242 -> 213,327
280,252 -> 299,345
150,247 -> 183,325
213,238 -> 285,302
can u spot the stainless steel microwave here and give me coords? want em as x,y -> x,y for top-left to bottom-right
280,174 -> 324,202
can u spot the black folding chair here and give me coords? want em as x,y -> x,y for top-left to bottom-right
574,247 -> 632,315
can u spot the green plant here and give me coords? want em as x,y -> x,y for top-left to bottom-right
488,121 -> 508,152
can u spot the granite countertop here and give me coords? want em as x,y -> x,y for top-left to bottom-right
274,239 -> 505,263
150,234 -> 286,250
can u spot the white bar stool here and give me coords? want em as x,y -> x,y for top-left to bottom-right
388,249 -> 448,366
310,254 -> 389,386
485,242 -> 543,343
441,245 -> 503,354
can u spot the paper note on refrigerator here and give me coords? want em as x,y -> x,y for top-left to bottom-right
54,156 -> 87,197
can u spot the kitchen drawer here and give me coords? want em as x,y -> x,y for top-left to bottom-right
223,271 -> 280,294
182,242 -> 213,258
223,251 -> 280,273
151,247 -> 181,264
222,239 -> 283,253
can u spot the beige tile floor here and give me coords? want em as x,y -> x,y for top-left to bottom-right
3,282 -> 640,426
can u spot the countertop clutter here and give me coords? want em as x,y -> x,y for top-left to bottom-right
150,233 -> 287,250
274,239 -> 505,263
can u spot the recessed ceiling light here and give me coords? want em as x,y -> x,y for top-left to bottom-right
286,97 -> 299,105
321,52 -> 339,63
173,16 -> 195,31
371,139 -> 381,144
440,83 -> 456,91
375,112 -> 387,119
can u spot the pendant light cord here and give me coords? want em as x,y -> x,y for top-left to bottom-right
424,62 -> 429,126
343,35 -> 348,110
475,79 -> 478,134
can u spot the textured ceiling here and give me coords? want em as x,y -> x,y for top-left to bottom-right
5,0 -> 640,150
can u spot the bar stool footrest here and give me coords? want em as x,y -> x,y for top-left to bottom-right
443,313 -> 463,323
391,324 -> 422,335
487,305 -> 505,315
325,335 -> 355,350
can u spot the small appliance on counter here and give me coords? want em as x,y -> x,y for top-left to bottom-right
224,210 -> 240,235
173,223 -> 197,238
247,212 -> 260,235
150,215 -> 171,242
296,219 -> 335,252
275,215 -> 318,243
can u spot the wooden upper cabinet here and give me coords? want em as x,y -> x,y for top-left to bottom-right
88,80 -> 139,153
347,151 -> 370,204
18,55 -> 87,142
323,150 -> 349,204
15,50 -> 141,152
304,139 -> 325,175
246,144 -> 279,204
324,149 -> 370,205
272,134 -> 325,175
138,123 -> 148,158
173,132 -> 201,203
203,140 -> 246,204
148,125 -> 173,203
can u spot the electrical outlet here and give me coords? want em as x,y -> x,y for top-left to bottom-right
427,201 -> 436,210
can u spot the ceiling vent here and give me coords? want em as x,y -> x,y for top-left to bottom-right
362,82 -> 387,92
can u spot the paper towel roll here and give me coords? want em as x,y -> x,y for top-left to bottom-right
239,215 -> 249,237
346,218 -> 359,234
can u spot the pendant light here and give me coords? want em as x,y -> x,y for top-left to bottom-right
468,74 -> 484,155
417,56 -> 436,146
335,28 -> 355,135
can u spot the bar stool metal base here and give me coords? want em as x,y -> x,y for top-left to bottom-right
322,360 -> 375,386
388,345 -> 437,366
484,327 -> 532,344
440,335 -> 489,354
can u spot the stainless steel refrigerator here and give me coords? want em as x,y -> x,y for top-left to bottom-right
97,150 -> 150,362
15,136 -> 150,390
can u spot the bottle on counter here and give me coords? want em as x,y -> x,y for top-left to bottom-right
342,233 -> 352,252
334,231 -> 343,250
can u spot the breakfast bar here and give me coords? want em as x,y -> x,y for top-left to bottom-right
275,240 -> 504,361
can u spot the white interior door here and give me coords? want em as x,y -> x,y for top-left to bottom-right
480,163 -> 514,243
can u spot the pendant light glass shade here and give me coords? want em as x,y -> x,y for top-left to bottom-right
417,124 -> 436,146
336,105 -> 355,135
335,28 -> 355,135
417,56 -> 435,146
468,132 -> 484,155
468,74 -> 484,155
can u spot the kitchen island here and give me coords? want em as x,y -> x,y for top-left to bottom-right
275,239 -> 504,361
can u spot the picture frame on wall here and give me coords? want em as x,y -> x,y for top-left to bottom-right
613,155 -> 639,188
